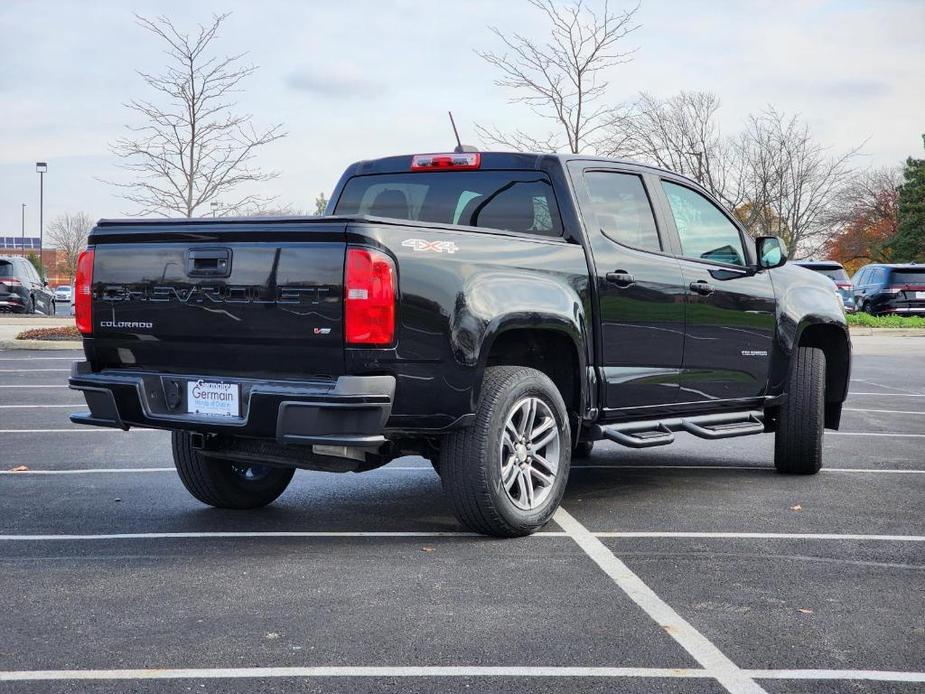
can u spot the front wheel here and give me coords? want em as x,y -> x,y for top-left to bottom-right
440,366 -> 571,537
774,346 -> 826,474
171,432 -> 295,508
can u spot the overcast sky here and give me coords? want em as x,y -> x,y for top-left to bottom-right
1,0 -> 923,237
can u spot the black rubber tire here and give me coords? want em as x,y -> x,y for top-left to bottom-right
774,346 -> 826,474
171,431 -> 295,509
439,366 -> 571,537
573,440 -> 594,459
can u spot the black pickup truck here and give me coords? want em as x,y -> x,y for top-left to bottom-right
70,151 -> 851,537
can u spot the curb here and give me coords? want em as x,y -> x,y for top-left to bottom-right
0,339 -> 83,351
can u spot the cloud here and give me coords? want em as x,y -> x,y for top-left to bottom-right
286,64 -> 386,98
815,79 -> 891,99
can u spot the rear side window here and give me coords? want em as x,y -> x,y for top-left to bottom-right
0,261 -> 14,278
583,171 -> 661,252
890,269 -> 925,284
335,171 -> 563,237
661,181 -> 746,267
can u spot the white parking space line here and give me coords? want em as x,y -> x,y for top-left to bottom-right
844,408 -> 925,415
0,666 -> 709,682
1,530 -> 920,543
554,507 -> 767,694
0,531 -> 568,540
828,432 -> 925,438
0,666 -> 921,683
570,465 -> 925,474
0,385 -> 69,388
4,427 -> 923,438
850,392 -> 925,397
4,465 -> 923,475
0,429 -> 159,433
0,368 -> 70,372
851,379 -> 924,395
594,532 -> 925,542
0,404 -> 80,408
0,357 -> 78,361
1,468 -> 174,475
747,669 -> 925,683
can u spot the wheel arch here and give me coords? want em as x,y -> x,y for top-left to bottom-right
476,320 -> 588,426
790,320 -> 851,429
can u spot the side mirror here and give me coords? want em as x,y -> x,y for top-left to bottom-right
755,236 -> 787,270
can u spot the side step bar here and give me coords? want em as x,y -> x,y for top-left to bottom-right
591,410 -> 765,449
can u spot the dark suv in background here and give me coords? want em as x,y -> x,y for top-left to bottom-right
794,260 -> 856,312
851,263 -> 925,316
0,255 -> 55,314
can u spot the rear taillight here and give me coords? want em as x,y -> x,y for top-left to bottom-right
836,282 -> 852,289
75,248 -> 94,335
344,247 -> 396,345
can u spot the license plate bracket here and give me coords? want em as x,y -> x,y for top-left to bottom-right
187,380 -> 240,417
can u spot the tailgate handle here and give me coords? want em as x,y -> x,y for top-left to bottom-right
186,248 -> 232,277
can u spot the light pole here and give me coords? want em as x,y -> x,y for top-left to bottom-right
20,203 -> 26,257
36,162 -> 47,273
210,201 -> 220,217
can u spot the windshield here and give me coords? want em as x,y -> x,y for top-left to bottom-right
334,171 -> 563,237
803,265 -> 849,282
890,270 -> 925,284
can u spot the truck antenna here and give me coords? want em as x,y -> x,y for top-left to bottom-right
448,112 -> 478,153
449,111 -> 462,150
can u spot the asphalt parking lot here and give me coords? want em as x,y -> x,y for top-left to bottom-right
1,336 -> 923,693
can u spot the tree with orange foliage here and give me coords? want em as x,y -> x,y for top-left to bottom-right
823,168 -> 900,274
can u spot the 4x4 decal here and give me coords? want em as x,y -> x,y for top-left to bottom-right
401,239 -> 458,254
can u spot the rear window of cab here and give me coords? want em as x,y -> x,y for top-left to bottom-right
334,171 -> 563,238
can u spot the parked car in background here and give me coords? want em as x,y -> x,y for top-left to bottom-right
851,263 -> 925,316
55,285 -> 73,302
0,255 -> 55,314
794,260 -> 856,312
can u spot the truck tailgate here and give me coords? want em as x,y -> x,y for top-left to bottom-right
87,220 -> 346,379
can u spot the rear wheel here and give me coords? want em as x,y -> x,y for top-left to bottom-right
440,366 -> 571,537
171,431 -> 295,508
774,346 -> 826,474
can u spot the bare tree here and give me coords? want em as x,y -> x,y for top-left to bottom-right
608,91 -> 744,207
736,108 -> 860,257
108,13 -> 286,217
832,167 -> 902,232
314,192 -> 329,215
476,0 -> 640,154
46,212 -> 94,280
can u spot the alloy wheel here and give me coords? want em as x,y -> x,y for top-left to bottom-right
499,396 -> 560,510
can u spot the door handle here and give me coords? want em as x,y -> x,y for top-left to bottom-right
689,280 -> 714,296
606,271 -> 636,288
186,247 -> 232,278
